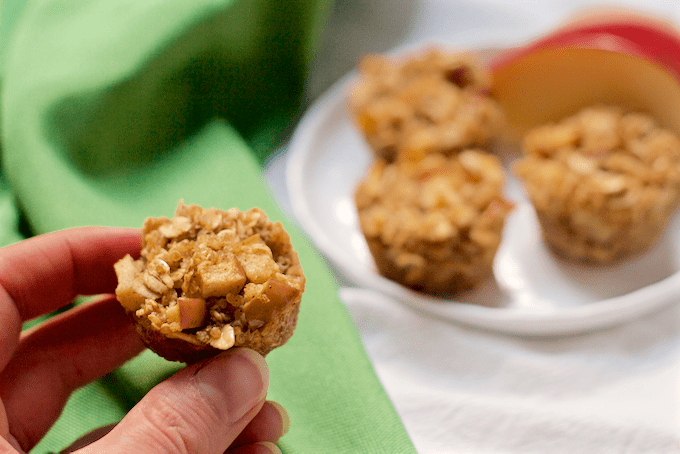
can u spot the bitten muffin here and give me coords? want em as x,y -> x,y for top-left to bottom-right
114,201 -> 305,362
513,106 -> 680,263
355,150 -> 514,295
349,49 -> 505,162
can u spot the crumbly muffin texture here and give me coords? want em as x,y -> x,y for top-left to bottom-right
355,150 -> 514,295
350,49 -> 505,162
115,202 -> 305,362
513,106 -> 680,263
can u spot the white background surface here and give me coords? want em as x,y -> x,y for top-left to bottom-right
266,1 -> 680,452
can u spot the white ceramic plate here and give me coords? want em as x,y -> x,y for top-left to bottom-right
285,49 -> 680,336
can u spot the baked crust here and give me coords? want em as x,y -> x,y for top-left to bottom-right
355,151 -> 513,295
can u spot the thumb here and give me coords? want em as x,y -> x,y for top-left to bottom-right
77,348 -> 269,454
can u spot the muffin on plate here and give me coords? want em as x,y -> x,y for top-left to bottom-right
349,48 -> 505,162
114,201 -> 305,362
513,106 -> 680,263
355,150 -> 514,295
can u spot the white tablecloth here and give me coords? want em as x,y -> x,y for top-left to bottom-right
266,1 -> 680,452
342,287 -> 680,453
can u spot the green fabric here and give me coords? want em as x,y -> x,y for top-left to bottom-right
0,0 -> 415,453
0,176 -> 24,248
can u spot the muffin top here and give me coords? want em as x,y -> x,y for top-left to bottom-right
350,49 -> 505,162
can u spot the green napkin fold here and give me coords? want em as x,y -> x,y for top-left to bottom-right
1,0 -> 415,452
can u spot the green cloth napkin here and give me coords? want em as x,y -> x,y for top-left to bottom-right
1,0 -> 415,452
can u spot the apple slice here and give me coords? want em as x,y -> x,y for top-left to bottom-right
490,11 -> 680,142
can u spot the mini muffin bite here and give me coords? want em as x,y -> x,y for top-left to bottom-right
513,106 -> 680,263
355,150 -> 514,295
349,49 -> 505,162
114,202 -> 305,362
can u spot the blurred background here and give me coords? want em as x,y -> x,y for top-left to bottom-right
270,2 -> 680,452
306,0 -> 680,100
267,0 -> 680,212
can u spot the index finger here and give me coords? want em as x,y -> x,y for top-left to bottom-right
0,226 -> 142,323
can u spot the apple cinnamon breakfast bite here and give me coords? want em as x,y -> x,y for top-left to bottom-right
355,150 -> 514,295
114,201 -> 305,362
513,106 -> 680,263
349,49 -> 505,162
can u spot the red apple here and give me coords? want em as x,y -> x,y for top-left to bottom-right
489,10 -> 680,142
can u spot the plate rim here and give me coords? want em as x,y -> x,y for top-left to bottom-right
285,46 -> 680,336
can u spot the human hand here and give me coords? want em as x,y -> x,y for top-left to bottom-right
0,227 -> 289,454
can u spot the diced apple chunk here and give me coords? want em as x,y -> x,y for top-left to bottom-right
242,279 -> 299,323
234,235 -> 279,283
196,256 -> 247,298
178,297 -> 207,330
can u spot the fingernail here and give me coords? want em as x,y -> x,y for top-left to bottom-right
267,400 -> 291,437
254,441 -> 282,454
195,347 -> 269,423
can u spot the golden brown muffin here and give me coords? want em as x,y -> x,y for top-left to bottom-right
349,49 -> 505,162
114,201 -> 305,362
513,106 -> 680,263
355,150 -> 514,295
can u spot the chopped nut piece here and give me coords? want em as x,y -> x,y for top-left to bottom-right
209,325 -> 235,350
